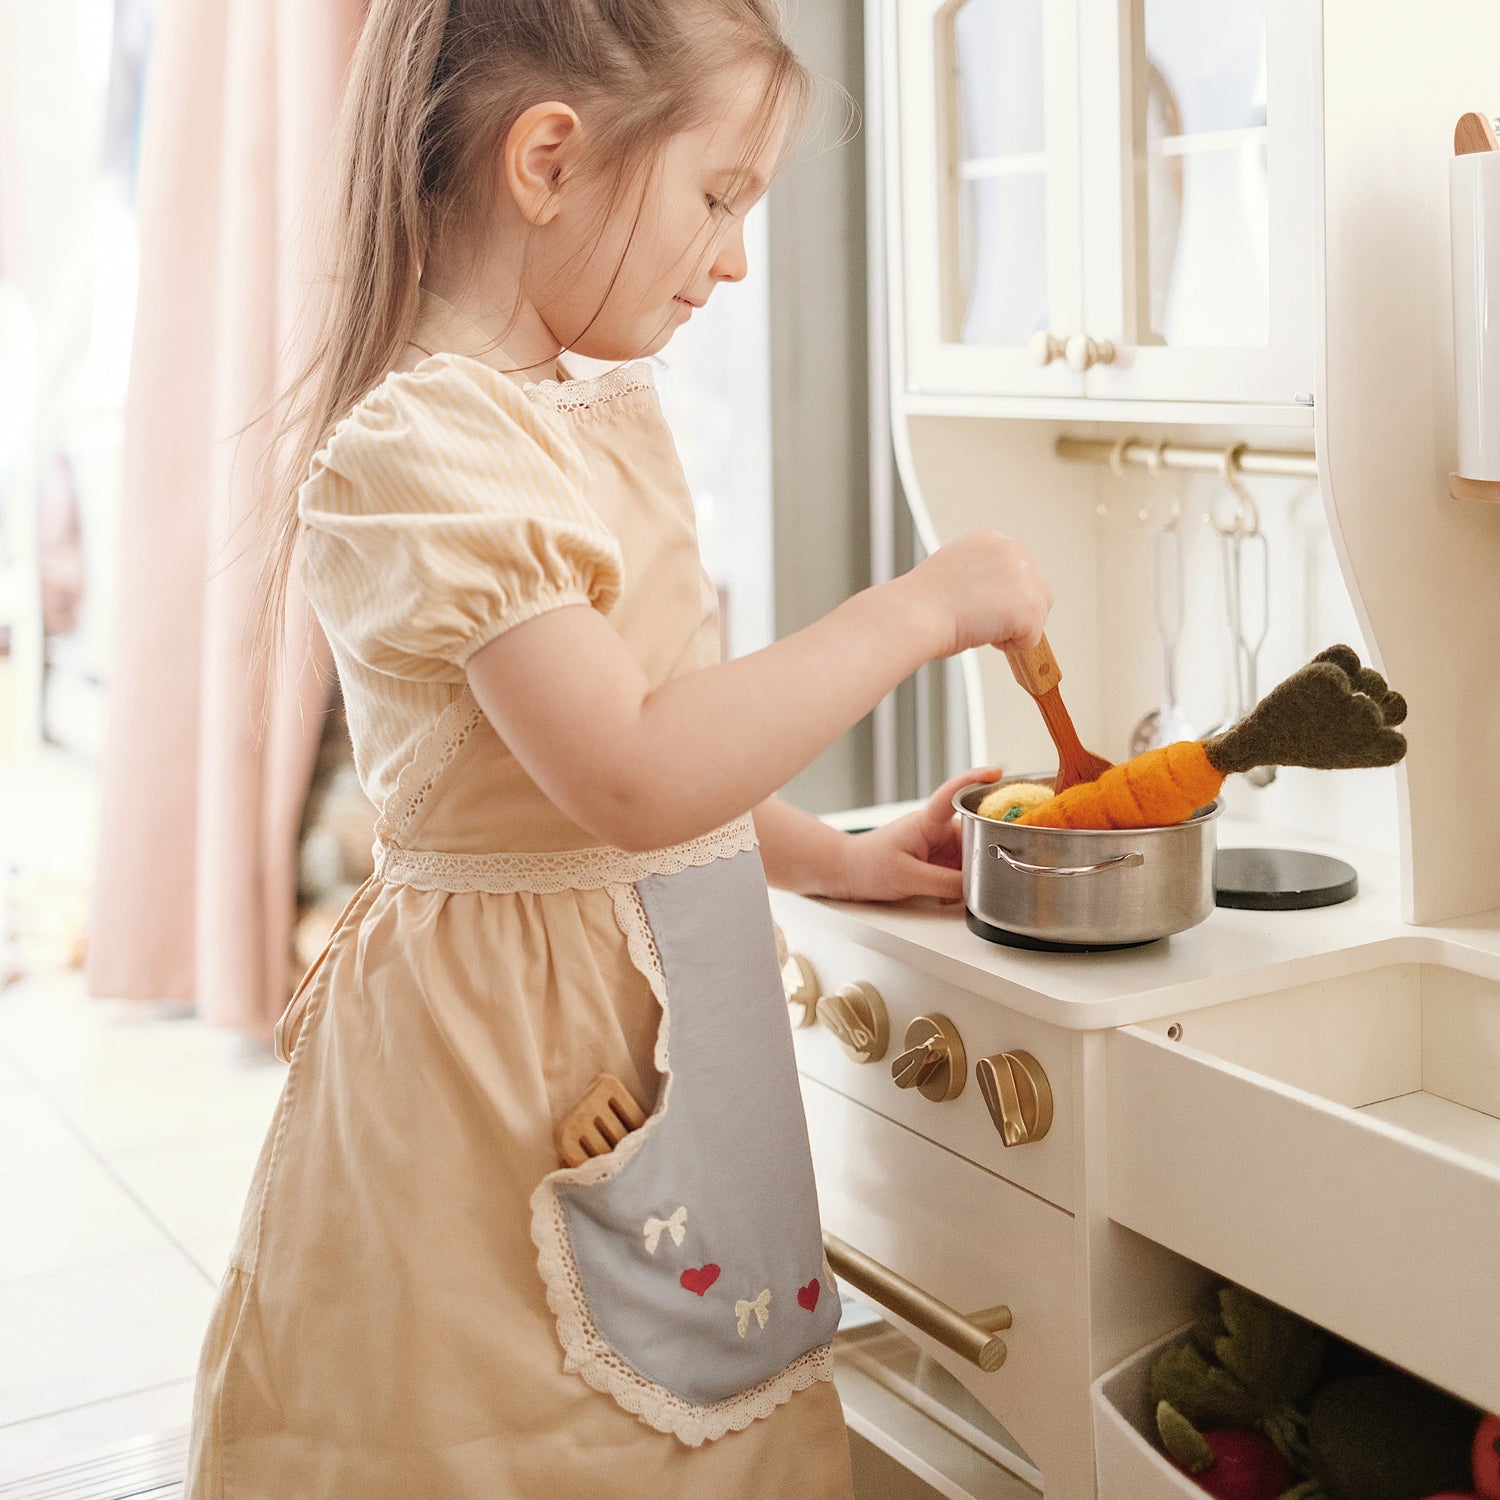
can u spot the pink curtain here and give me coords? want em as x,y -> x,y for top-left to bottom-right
88,0 -> 366,1039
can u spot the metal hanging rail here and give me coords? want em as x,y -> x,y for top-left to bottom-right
1055,435 -> 1319,480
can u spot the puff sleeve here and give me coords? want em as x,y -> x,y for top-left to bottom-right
297,356 -> 624,682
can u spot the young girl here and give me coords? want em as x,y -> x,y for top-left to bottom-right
187,1 -> 1051,1494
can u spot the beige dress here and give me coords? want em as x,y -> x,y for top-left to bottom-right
185,293 -> 855,1498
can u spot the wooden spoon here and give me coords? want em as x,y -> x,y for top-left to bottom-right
1455,112 -> 1500,154
1007,634 -> 1113,793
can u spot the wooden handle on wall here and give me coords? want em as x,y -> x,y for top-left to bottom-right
1006,634 -> 1062,698
1455,111 -> 1500,154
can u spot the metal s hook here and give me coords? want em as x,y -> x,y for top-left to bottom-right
1099,436 -> 1171,530
1096,437 -> 1134,523
1210,442 -> 1260,538
1142,437 -> 1182,530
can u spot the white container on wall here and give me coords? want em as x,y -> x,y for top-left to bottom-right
1451,148 -> 1500,500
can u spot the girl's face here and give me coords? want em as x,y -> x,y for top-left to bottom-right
536,73 -> 786,361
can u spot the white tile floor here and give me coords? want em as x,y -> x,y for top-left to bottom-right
0,973 -> 286,1486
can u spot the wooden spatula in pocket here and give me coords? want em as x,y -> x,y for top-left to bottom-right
556,1073 -> 648,1167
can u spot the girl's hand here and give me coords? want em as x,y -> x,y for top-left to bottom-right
900,531 -> 1053,658
831,767 -> 1005,904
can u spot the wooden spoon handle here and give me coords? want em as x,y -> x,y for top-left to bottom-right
1007,634 -> 1062,698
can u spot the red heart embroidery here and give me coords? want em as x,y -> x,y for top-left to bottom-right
680,1264 -> 720,1297
797,1279 -> 820,1312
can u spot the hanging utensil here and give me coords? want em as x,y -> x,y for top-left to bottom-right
1005,634 -> 1113,793
1129,441 -> 1195,754
1205,445 -> 1276,787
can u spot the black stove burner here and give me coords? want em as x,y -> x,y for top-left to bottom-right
964,910 -> 1153,953
1214,847 -> 1358,910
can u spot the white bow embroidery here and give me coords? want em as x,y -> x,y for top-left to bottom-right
735,1289 -> 772,1338
642,1206 -> 688,1255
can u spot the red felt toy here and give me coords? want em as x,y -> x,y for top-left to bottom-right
1476,1415 -> 1500,1500
1418,1411 -> 1500,1500
1156,1402 -> 1296,1500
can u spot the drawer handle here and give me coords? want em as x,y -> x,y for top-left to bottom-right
990,844 -> 1144,877
822,1232 -> 1012,1372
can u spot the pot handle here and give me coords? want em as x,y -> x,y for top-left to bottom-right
989,844 -> 1145,877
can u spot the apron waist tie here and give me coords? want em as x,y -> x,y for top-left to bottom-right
372,814 -> 759,895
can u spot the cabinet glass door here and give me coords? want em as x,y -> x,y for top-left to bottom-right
1079,0 -> 1317,406
1134,0 -> 1270,350
896,0 -> 1084,396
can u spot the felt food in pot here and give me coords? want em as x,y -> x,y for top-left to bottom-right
1002,646 -> 1408,832
975,781 -> 1054,822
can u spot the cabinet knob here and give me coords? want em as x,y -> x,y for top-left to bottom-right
976,1051 -> 1054,1146
891,1014 -> 967,1102
781,953 -> 821,1028
1028,329 -> 1065,366
818,982 -> 889,1064
1064,333 -> 1116,371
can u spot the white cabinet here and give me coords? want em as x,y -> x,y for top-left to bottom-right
893,0 -> 1318,408
897,0 -> 1085,398
1106,959 -> 1500,1415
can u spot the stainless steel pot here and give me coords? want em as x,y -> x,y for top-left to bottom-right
953,778 -> 1222,947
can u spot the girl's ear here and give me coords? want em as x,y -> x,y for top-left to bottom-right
504,101 -> 583,226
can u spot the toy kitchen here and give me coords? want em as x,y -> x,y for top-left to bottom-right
769,3 -> 1500,1497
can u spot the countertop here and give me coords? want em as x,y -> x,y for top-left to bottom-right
769,808 -> 1500,1031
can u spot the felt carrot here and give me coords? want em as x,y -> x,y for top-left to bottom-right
1018,741 -> 1223,829
1013,646 -> 1408,832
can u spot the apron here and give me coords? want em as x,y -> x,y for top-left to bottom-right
186,341 -> 854,1497
362,692 -> 844,1440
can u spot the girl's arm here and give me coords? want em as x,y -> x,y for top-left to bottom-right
754,764 -> 1006,904
751,796 -> 850,896
465,531 -> 1049,851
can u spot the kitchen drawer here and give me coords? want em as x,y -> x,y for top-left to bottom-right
784,927 -> 1076,1211
1105,961 -> 1500,1414
1091,1327 -> 1203,1500
801,1075 -> 1095,1500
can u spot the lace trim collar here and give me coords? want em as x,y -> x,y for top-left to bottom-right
411,288 -> 659,414
523,361 -> 657,414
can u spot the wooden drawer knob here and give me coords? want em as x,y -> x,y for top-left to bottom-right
1064,333 -> 1116,371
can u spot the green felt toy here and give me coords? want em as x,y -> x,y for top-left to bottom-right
1151,1284 -> 1328,1473
1306,1371 -> 1478,1500
1149,1283 -> 1485,1500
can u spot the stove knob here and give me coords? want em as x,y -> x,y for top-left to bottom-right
891,1014 -> 967,1102
781,952 -> 821,1028
976,1051 -> 1054,1145
818,982 -> 890,1064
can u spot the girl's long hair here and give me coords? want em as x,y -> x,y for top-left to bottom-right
251,0 -> 827,721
